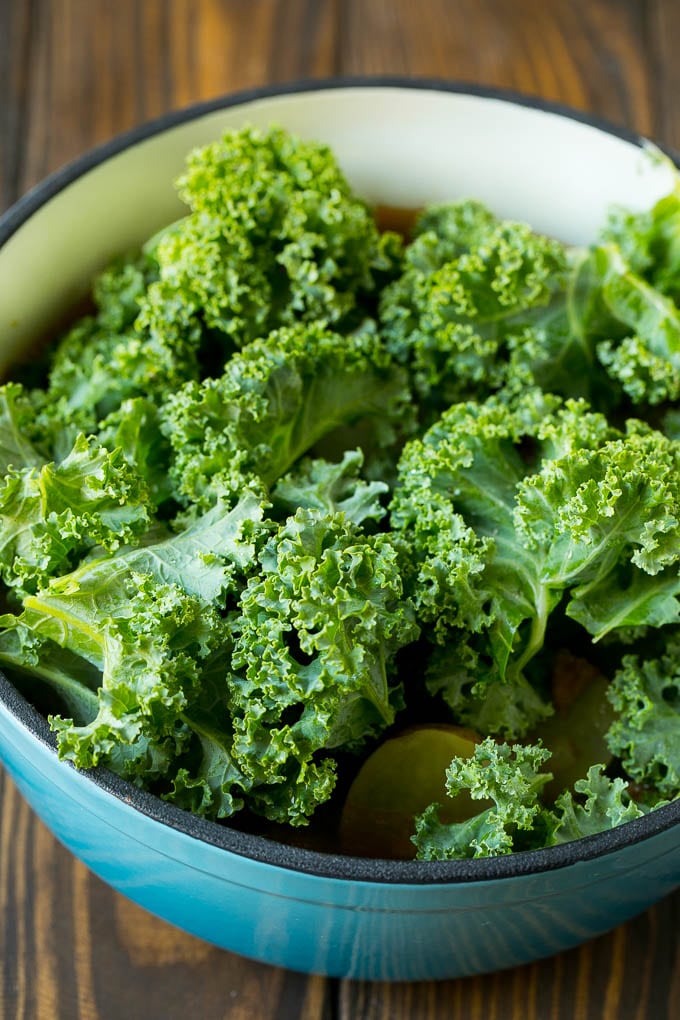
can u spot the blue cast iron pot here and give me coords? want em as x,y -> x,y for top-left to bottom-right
0,80 -> 678,981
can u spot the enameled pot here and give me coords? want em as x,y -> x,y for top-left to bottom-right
0,80 -> 678,981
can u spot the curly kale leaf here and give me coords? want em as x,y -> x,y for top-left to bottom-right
406,202 -> 500,268
601,185 -> 680,304
96,398 -> 173,509
2,606 -> 251,820
0,383 -> 45,471
425,643 -> 551,741
0,621 -> 101,723
391,392 -> 680,736
161,320 -> 413,508
92,253 -> 158,332
380,195 -> 680,413
13,576 -> 219,772
30,253 -> 170,452
0,434 -> 154,593
519,415 -> 680,645
28,127 -> 403,450
0,492 -> 266,777
31,489 -> 266,610
226,509 -> 419,825
379,202 -> 572,408
0,619 -> 193,782
139,125 -> 402,353
551,765 -> 646,843
412,739 -> 553,859
593,245 -> 680,405
272,449 -> 388,525
391,392 -> 559,735
166,663 -> 252,820
605,640 -> 680,796
390,500 -> 492,646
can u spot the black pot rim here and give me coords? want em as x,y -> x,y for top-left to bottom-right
0,75 -> 678,886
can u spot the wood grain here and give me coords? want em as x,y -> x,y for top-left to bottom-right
0,1 -> 679,1018
339,0 -> 656,134
338,895 -> 680,1020
0,774 -> 332,1020
648,0 -> 680,152
18,0 -> 339,195
0,0 -> 32,210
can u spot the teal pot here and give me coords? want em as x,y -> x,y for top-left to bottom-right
0,81 -> 679,981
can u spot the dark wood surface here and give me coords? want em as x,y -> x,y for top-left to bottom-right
0,2 -> 679,1017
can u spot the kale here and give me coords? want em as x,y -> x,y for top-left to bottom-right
1,126 -> 678,849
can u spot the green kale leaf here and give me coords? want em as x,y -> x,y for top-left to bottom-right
140,125 -> 402,353
552,765 -> 645,843
606,639 -> 680,796
0,434 -> 154,593
601,184 -> 680,303
226,509 -> 419,825
0,492 -> 266,783
161,320 -> 413,508
391,392 -> 680,736
412,739 -> 553,859
272,449 -> 388,525
592,245 -> 680,405
0,383 -> 45,471
379,202 -> 572,409
96,397 -> 173,509
30,253 -> 169,452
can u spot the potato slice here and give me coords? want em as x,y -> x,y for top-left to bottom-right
340,724 -> 480,859
537,674 -> 615,802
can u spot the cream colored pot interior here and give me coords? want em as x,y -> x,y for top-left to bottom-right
0,86 -> 675,372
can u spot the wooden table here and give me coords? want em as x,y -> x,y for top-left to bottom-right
1,2 -> 679,1017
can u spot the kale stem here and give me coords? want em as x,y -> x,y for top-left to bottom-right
513,583 -> 550,677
